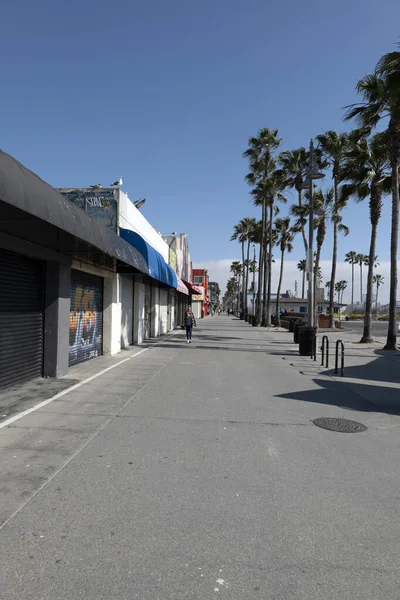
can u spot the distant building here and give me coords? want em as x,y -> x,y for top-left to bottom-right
192,268 -> 209,318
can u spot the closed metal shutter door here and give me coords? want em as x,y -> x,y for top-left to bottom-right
0,249 -> 45,389
69,270 -> 103,366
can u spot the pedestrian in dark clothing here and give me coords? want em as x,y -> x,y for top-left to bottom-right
185,308 -> 196,343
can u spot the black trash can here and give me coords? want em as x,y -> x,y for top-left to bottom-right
299,326 -> 317,356
288,318 -> 296,332
293,320 -> 303,343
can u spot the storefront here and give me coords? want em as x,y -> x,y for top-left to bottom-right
69,270 -> 104,366
0,249 -> 45,389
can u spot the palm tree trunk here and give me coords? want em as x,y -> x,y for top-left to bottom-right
261,239 -> 268,326
265,204 -> 274,327
376,284 -> 379,315
256,202 -> 266,326
351,263 -> 354,308
276,249 -> 285,327
328,219 -> 337,328
302,271 -> 305,299
298,189 -> 308,254
245,240 -> 251,318
384,148 -> 399,350
360,263 -> 363,306
240,242 -> 245,317
361,218 -> 378,343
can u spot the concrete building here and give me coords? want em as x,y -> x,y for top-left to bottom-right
0,151 -> 189,390
192,269 -> 210,319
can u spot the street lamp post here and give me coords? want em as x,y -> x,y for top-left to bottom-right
303,139 -> 325,329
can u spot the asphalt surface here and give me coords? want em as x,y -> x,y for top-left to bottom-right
340,319 -> 390,338
0,317 -> 400,599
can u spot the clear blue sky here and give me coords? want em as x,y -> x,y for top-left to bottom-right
2,0 -> 400,271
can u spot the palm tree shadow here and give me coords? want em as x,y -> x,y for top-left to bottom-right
276,376 -> 400,416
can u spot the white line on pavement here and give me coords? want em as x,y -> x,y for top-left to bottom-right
0,330 -> 181,431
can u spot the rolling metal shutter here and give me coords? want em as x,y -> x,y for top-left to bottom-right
69,270 -> 103,366
0,249 -> 45,389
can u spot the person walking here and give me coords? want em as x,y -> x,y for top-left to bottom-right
185,307 -> 196,343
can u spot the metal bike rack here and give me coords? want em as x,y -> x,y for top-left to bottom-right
334,339 -> 345,377
321,335 -> 329,368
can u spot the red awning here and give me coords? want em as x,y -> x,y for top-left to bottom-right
182,280 -> 202,295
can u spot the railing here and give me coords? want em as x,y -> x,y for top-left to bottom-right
334,339 -> 345,377
321,335 -> 329,368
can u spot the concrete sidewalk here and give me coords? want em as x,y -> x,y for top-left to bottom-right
0,316 -> 399,599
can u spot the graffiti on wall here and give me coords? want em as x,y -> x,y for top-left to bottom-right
60,190 -> 118,232
69,281 -> 103,364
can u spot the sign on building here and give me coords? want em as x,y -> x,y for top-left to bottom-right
59,189 -> 118,232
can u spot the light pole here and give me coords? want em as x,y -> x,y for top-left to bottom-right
302,140 -> 325,328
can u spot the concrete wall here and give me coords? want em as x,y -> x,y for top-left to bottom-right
121,276 -> 134,348
160,289 -> 168,335
134,282 -> 145,345
151,285 -> 160,338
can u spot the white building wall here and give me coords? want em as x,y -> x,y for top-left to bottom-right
170,291 -> 176,329
151,285 -> 160,337
121,276 -> 133,348
103,273 -> 122,355
118,191 -> 169,261
134,282 -> 145,345
160,289 -> 168,335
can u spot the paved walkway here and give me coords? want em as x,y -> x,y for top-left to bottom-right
0,317 -> 400,599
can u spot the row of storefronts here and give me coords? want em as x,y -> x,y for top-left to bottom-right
0,150 -> 197,390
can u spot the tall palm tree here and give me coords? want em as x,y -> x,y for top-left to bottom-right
345,48 -> 400,350
274,217 -> 295,327
297,259 -> 306,299
231,219 -> 252,318
248,219 -> 263,317
244,129 -> 282,327
312,188 -> 343,320
342,132 -> 390,342
230,261 -> 242,311
355,253 -> 369,306
251,173 -> 284,326
373,274 -> 384,314
335,280 -> 348,318
316,131 -> 350,327
344,251 -> 358,308
279,148 -> 309,253
265,169 -> 287,327
234,217 -> 257,319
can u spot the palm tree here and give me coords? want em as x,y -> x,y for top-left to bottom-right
344,251 -> 358,308
230,261 -> 242,311
373,274 -> 384,314
342,132 -> 390,342
297,259 -> 306,299
244,128 -> 282,327
312,188 -> 342,320
231,218 -> 254,318
335,280 -> 348,318
274,217 -> 295,327
264,169 -> 287,326
279,148 -> 309,253
345,48 -> 400,350
355,254 -> 369,306
316,131 -> 350,327
248,219 -> 262,317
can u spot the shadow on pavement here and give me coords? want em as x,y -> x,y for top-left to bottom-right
276,376 -> 400,416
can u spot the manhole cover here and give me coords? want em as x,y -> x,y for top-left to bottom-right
312,417 -> 367,433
